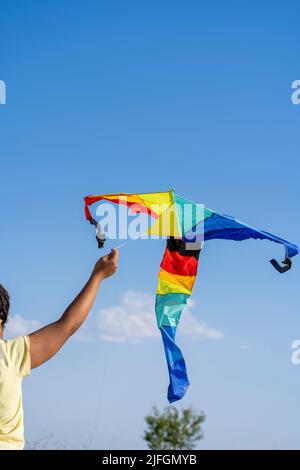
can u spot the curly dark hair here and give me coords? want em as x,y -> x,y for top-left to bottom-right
0,284 -> 10,327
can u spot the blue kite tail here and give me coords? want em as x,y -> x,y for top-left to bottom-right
160,326 -> 190,403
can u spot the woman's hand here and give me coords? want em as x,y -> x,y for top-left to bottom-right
92,249 -> 119,280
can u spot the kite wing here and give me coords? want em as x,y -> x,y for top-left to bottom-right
84,190 -> 182,241
183,208 -> 299,272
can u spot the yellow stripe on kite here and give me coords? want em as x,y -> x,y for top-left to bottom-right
156,269 -> 196,295
99,191 -> 174,216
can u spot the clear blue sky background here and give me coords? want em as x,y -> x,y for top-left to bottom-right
1,0 -> 300,449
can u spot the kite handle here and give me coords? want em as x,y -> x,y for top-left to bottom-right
269,257 -> 292,273
90,217 -> 106,249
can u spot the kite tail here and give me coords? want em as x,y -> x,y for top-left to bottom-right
160,326 -> 190,402
155,237 -> 201,403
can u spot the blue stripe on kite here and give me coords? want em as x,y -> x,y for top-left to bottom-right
183,213 -> 299,259
160,326 -> 190,403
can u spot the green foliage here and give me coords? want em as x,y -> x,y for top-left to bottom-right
143,406 -> 205,450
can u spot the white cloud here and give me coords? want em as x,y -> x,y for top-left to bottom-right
97,291 -> 157,342
6,314 -> 41,337
180,311 -> 224,340
94,290 -> 224,343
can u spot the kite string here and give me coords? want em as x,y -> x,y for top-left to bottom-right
113,241 -> 129,250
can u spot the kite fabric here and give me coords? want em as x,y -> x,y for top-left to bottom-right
84,190 -> 299,402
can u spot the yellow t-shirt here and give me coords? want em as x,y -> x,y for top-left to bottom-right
0,335 -> 31,450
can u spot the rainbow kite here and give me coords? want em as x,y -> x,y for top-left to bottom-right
84,190 -> 299,402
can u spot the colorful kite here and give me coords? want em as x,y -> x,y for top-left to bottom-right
84,190 -> 299,402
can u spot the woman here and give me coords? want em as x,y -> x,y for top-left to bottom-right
0,249 -> 118,450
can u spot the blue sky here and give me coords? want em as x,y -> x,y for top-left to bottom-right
1,0 -> 300,449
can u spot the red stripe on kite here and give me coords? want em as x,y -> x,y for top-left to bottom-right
160,248 -> 199,276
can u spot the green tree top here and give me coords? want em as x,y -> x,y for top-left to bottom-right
143,406 -> 205,450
